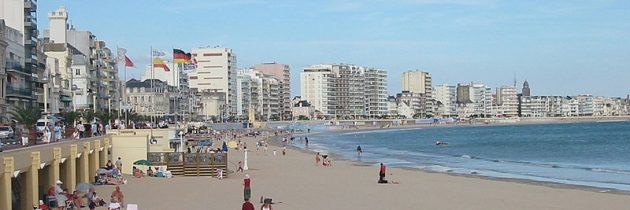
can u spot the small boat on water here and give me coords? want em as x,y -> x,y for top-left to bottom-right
435,141 -> 448,146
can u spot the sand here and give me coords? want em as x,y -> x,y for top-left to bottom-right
93,135 -> 630,210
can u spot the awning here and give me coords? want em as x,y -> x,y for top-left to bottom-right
61,96 -> 72,102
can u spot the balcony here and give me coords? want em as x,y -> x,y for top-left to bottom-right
5,61 -> 24,72
6,86 -> 33,98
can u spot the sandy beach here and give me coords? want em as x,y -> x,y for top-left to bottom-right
93,135 -> 630,210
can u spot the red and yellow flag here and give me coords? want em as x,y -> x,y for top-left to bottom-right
153,57 -> 170,71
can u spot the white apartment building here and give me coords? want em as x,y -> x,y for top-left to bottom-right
520,96 -> 564,117
190,47 -> 237,117
496,85 -> 518,117
434,84 -> 456,117
575,94 -> 594,116
456,82 -> 493,118
300,64 -> 388,119
365,68 -> 388,117
401,70 -> 434,116
236,68 -> 281,121
253,63 -> 291,120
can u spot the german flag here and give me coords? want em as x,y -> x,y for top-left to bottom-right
153,57 -> 170,71
173,49 -> 192,64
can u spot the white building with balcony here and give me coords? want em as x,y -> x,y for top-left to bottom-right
300,64 -> 388,119
434,84 -> 456,117
495,85 -> 518,117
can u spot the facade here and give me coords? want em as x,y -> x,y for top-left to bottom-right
0,20 -> 6,114
125,79 -> 175,117
44,6 -> 119,112
196,90 -> 226,121
291,96 -> 315,120
236,68 -> 281,121
456,82 -> 493,117
300,64 -> 388,119
190,47 -> 237,117
365,68 -> 389,117
575,94 -> 594,116
401,70 -> 434,116
43,7 -> 74,111
1,0 -> 39,109
142,62 -> 191,119
253,63 -> 291,120
395,91 -> 426,118
434,84 -> 457,117
495,85 -> 518,117
520,96 -> 564,117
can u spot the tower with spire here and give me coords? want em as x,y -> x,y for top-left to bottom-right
522,80 -> 531,96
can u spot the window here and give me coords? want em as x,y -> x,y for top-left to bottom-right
203,53 -> 222,56
76,69 -> 80,75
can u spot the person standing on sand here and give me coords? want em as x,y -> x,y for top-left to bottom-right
379,163 -> 387,183
356,145 -> 362,156
305,137 -> 309,147
241,198 -> 255,210
243,174 -> 252,201
315,152 -> 321,166
282,146 -> 287,155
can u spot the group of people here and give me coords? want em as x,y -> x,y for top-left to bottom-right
315,152 -> 333,166
241,174 -> 274,210
39,180 -> 124,210
73,122 -> 107,140
41,123 -> 64,144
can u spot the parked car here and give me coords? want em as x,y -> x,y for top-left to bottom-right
0,126 -> 15,139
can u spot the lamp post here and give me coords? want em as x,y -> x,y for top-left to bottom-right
243,148 -> 249,171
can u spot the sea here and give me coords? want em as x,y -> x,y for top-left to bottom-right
291,121 -> 630,191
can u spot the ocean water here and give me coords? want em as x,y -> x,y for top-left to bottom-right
292,121 -> 630,191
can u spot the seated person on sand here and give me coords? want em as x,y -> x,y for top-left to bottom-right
147,167 -> 154,177
132,166 -> 144,178
322,156 -> 333,166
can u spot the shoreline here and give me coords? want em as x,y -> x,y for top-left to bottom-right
280,126 -> 630,196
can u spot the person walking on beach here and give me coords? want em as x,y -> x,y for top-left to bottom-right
241,198 -> 255,210
237,161 -> 244,173
378,163 -> 387,183
305,137 -> 309,147
115,157 -> 123,172
243,174 -> 252,201
282,146 -> 287,155
315,152 -> 321,166
356,145 -> 362,156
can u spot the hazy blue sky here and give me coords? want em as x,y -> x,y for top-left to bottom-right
38,0 -> 630,97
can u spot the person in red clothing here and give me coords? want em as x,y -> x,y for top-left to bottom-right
243,174 -> 251,201
241,198 -> 255,210
378,163 -> 387,183
38,200 -> 50,210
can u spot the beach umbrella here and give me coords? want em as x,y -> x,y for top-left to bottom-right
222,141 -> 228,152
76,183 -> 93,193
133,159 -> 152,166
96,168 -> 109,174
228,141 -> 238,149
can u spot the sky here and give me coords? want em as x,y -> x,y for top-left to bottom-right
38,0 -> 630,97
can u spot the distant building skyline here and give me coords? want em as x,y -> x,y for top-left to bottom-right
37,1 -> 630,97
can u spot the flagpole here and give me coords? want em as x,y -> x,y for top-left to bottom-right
150,46 -> 154,138
172,48 -> 177,123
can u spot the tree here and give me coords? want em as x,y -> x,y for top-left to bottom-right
10,106 -> 41,127
60,111 -> 79,125
298,115 -> 309,120
83,110 -> 97,123
96,111 -> 114,124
